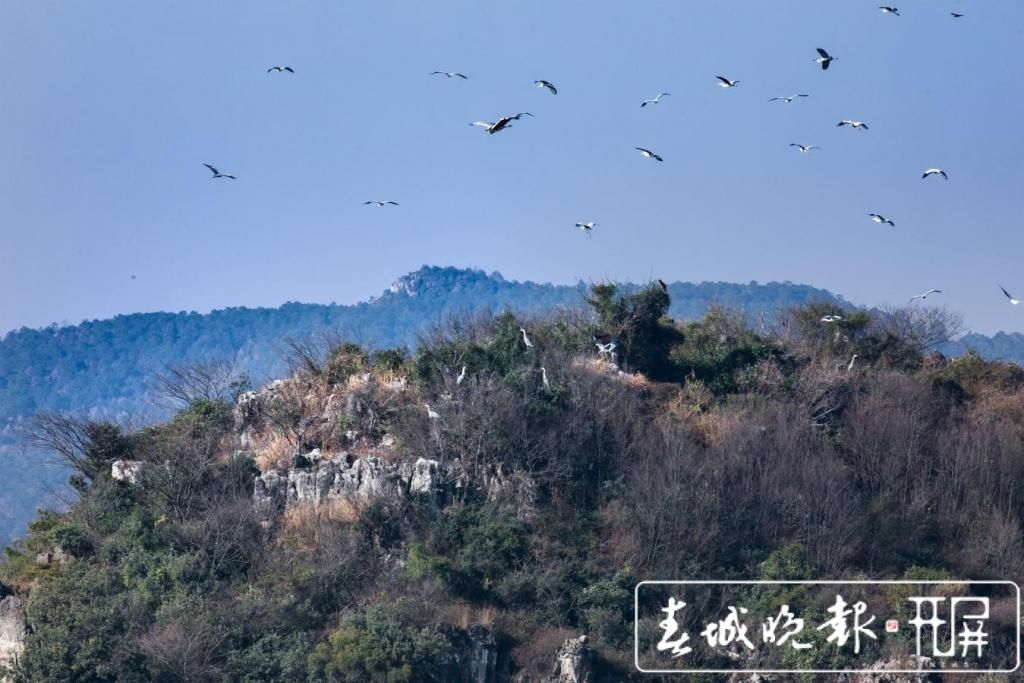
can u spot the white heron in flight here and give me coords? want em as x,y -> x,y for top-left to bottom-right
595,341 -> 617,358
641,92 -> 671,107
908,289 -> 942,303
868,213 -> 895,227
575,222 -> 596,238
879,6 -> 900,15
769,94 -> 809,103
790,144 -> 820,153
1000,286 -> 1020,305
203,164 -> 236,180
520,328 -> 534,348
488,112 -> 533,134
635,147 -> 663,162
716,76 -> 740,88
922,168 -> 948,180
534,79 -> 558,95
424,404 -> 440,420
364,200 -> 399,207
267,66 -> 295,73
430,71 -> 467,79
837,120 -> 869,130
456,366 -> 467,386
540,367 -> 550,389
847,354 -> 858,372
821,315 -> 843,323
815,48 -> 836,70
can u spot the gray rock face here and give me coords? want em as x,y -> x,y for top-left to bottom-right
551,636 -> 593,683
253,450 -> 455,520
463,625 -> 498,683
111,459 -> 143,484
0,595 -> 25,675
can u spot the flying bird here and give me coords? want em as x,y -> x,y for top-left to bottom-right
430,71 -> 467,79
595,341 -> 617,358
364,200 -> 399,207
534,79 -> 558,95
1000,286 -> 1020,305
769,94 -> 809,103
879,6 -> 900,15
716,76 -> 740,88
868,213 -> 895,227
641,92 -> 671,107
815,48 -> 836,70
790,144 -> 820,153
951,12 -> 964,18
520,328 -> 534,348
635,147 -> 663,162
821,315 -> 843,323
575,221 -> 596,237
922,168 -> 948,180
203,163 -> 236,180
488,112 -> 533,134
908,289 -> 942,303
837,120 -> 869,130
267,66 -> 294,73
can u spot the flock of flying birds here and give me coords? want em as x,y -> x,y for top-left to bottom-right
200,6 -> 1020,318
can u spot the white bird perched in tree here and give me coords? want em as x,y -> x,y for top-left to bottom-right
520,328 -> 534,348
868,213 -> 895,227
815,48 -> 836,70
487,112 -> 534,135
424,404 -> 440,420
922,168 -> 948,180
635,147 -> 663,162
821,315 -> 843,323
267,66 -> 295,73
534,79 -> 557,94
430,71 -> 467,79
790,143 -> 820,153
908,289 -> 942,303
455,366 -> 467,385
364,200 -> 399,207
641,92 -> 671,107
595,341 -> 617,358
540,367 -> 550,389
769,94 -> 809,103
1000,285 -> 1020,305
879,6 -> 900,15
716,76 -> 740,88
837,120 -> 869,130
575,221 -> 596,238
203,163 -> 236,180
847,354 -> 858,372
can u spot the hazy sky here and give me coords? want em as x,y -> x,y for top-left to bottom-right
2,1 -> 1022,336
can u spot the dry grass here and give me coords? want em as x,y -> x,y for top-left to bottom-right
253,431 -> 294,473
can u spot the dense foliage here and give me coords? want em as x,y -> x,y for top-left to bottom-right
0,267 -> 853,545
1,282 -> 1020,681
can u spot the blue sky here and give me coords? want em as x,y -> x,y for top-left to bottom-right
2,0 -> 1022,335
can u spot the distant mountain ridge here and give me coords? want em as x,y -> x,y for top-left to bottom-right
1,265 -> 1022,545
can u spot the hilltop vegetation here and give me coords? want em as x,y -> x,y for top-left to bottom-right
0,267 -> 850,545
2,284 -> 1021,681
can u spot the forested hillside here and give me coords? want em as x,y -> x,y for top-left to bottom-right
2,286 -> 1020,681
0,267 -> 847,545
